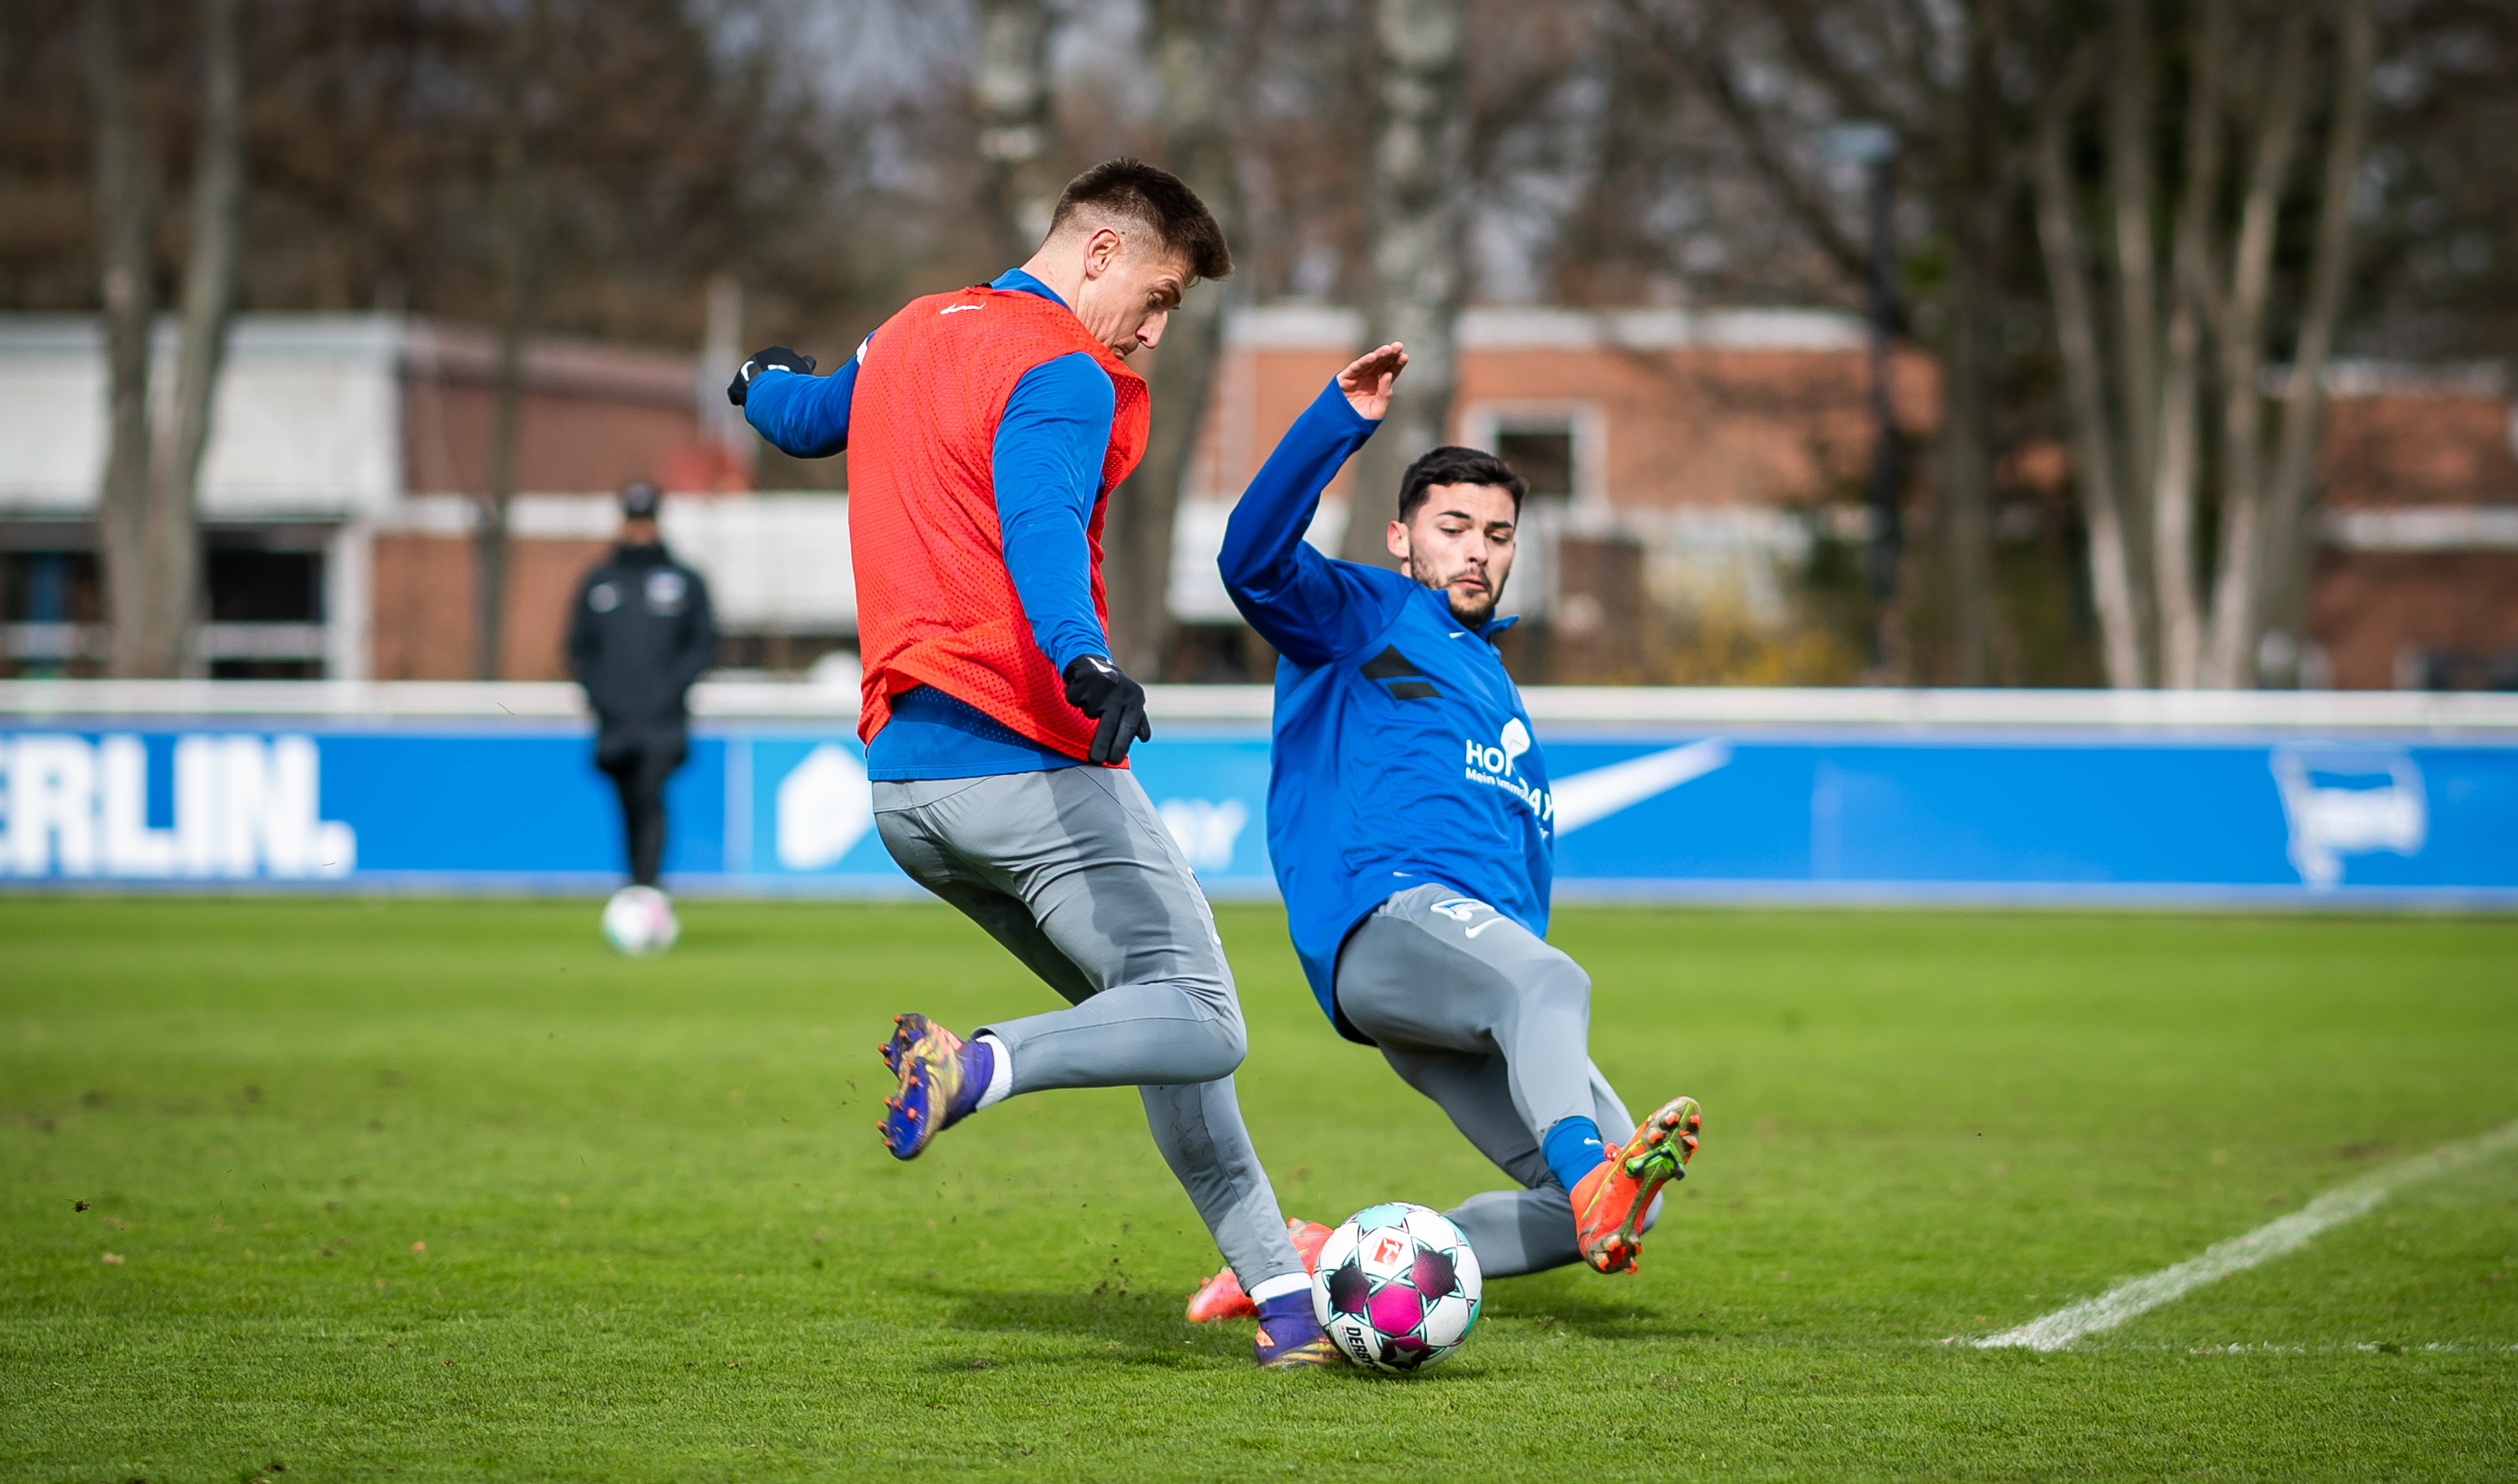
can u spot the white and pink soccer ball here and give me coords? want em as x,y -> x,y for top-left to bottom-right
601,885 -> 679,957
1312,1202 -> 1483,1372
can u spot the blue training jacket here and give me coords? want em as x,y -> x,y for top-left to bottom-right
1219,379 -> 1553,1042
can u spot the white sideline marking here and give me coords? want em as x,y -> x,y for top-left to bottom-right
1975,1118 -> 2518,1352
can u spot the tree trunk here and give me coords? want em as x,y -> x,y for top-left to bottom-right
1340,0 -> 1468,566
476,5 -> 541,682
2260,0 -> 2375,685
2031,72 -> 2147,688
85,0 -> 160,678
2107,0 -> 2161,669
1104,0 -> 1238,678
2150,0 -> 2230,690
1930,25 -> 2003,687
2200,11 -> 2310,687
974,0 -> 1059,263
476,327 -> 521,680
140,0 -> 248,680
2105,0 -> 2165,663
1937,216 -> 1995,687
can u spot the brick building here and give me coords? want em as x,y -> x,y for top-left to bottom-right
2,311 -> 2508,689
2307,363 -> 2518,690
1168,305 -> 1935,681
0,314 -> 823,682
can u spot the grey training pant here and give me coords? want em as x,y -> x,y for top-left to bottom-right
872,766 -> 1303,1290
1334,882 -> 1661,1277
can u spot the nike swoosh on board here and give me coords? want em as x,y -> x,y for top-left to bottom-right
1550,738 -> 1732,834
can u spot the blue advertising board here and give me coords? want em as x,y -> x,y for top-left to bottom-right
3,715 -> 2512,906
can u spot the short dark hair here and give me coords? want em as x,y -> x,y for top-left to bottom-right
1048,158 -> 1232,282
1399,446 -> 1528,522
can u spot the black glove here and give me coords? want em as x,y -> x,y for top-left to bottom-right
1061,654 -> 1152,765
725,345 -> 816,406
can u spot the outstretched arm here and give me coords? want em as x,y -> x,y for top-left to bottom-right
740,340 -> 861,458
1218,342 -> 1410,667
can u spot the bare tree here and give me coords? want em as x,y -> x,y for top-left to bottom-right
2256,0 -> 2374,678
2040,0 -> 2376,689
1340,0 -> 1468,565
2147,0 -> 2230,688
1621,0 -> 2015,683
2105,0 -> 2162,667
86,0 -> 246,679
2030,50 -> 2146,687
9,2 -> 922,345
974,0 -> 1059,263
2198,9 -> 2312,687
1931,14 -> 2004,686
84,0 -> 157,676
151,0 -> 246,677
474,0 -> 545,682
1104,0 -> 1241,677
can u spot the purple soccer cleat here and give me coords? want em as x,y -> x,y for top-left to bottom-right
1252,1291 -> 1344,1370
877,1013 -> 990,1161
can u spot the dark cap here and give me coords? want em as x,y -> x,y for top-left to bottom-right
619,480 -> 663,520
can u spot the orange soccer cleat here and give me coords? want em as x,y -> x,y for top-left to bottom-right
1571,1096 -> 1702,1274
1184,1217 -> 1334,1322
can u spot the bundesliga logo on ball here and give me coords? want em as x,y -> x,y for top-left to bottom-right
1311,1202 -> 1482,1372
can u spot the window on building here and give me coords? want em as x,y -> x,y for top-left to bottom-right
1,550 -> 105,678
1495,429 -> 1574,501
206,536 -> 328,679
207,547 -> 324,623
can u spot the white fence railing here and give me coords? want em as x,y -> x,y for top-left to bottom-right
4,679 -> 2517,732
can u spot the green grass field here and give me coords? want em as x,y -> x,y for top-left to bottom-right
3,897 -> 2514,1482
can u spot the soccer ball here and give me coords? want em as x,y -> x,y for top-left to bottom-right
601,885 -> 679,957
1312,1202 -> 1482,1372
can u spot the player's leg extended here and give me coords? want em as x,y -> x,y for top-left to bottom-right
1383,1052 -> 1669,1277
871,768 -> 1324,1360
1141,1074 -> 1330,1347
1336,888 -> 1597,1276
1337,883 -> 1700,1274
876,768 -> 1248,1091
1377,1043 -> 1559,1276
1336,884 -> 1600,1143
868,788 -> 1086,1161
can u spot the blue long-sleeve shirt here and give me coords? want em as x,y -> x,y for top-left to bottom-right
1220,378 -> 1551,1040
743,268 -> 1114,780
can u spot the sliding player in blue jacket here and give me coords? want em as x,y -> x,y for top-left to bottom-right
1184,343 -> 1701,1321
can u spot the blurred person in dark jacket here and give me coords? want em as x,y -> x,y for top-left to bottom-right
567,480 -> 718,925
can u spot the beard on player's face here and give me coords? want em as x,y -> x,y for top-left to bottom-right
1394,483 -> 1519,628
1407,550 -> 1511,627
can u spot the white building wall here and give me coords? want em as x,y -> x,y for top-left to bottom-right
0,314 -> 406,519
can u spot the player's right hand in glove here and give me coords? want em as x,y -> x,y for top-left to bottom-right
1061,654 -> 1152,766
725,345 -> 816,406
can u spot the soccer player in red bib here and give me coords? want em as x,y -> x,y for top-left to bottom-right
728,160 -> 1339,1368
